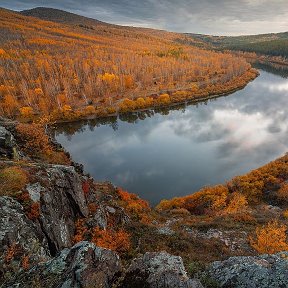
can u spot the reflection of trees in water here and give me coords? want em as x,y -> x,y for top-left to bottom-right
253,62 -> 288,78
53,92 -> 234,137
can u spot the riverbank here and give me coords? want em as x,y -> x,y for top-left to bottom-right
17,67 -> 258,125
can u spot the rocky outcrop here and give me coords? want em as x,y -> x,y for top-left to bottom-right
208,252 -> 288,288
121,251 -> 203,288
0,196 -> 51,278
37,165 -> 89,254
2,241 -> 122,288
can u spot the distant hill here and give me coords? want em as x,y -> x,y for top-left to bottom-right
19,7 -> 206,46
20,7 -> 107,27
186,32 -> 288,58
19,7 -> 288,58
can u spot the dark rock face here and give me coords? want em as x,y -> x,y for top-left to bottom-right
121,251 -> 203,288
3,241 -> 122,288
209,252 -> 288,288
37,165 -> 89,254
0,197 -> 50,278
0,126 -> 18,159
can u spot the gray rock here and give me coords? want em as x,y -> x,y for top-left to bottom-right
38,165 -> 89,254
208,252 -> 288,288
26,182 -> 43,202
157,226 -> 175,235
106,205 -> 116,214
3,241 -> 122,288
121,251 -> 203,288
0,196 -> 50,275
0,126 -> 18,159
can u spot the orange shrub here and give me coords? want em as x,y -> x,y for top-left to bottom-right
84,105 -> 95,115
156,185 -> 229,215
117,188 -> 150,215
82,181 -> 90,195
5,242 -> 18,263
0,48 -> 6,56
16,123 -> 69,164
135,97 -> 146,109
88,203 -> 98,214
283,210 -> 288,219
16,123 -> 51,155
91,227 -> 130,253
183,185 -> 229,215
119,98 -> 136,112
73,219 -> 89,243
157,93 -> 171,105
124,75 -> 134,88
117,188 -> 151,223
229,171 -> 265,204
249,220 -> 288,254
277,183 -> 288,203
223,193 -> 248,215
21,255 -> 30,270
19,106 -> 34,118
27,202 -> 40,220
156,198 -> 184,211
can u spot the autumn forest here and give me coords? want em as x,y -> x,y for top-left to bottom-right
0,8 -> 257,122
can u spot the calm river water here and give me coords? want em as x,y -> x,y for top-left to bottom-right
55,64 -> 288,205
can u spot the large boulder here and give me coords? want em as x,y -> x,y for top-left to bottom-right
3,241 -> 122,288
208,252 -> 288,288
121,251 -> 203,288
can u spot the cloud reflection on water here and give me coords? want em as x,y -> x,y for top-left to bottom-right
56,70 -> 288,205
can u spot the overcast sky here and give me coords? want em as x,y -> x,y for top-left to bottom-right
1,0 -> 288,35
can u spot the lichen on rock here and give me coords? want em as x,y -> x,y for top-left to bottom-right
208,252 -> 288,288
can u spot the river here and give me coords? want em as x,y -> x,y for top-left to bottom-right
54,64 -> 288,205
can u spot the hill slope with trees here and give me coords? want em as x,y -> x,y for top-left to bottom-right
187,31 -> 288,59
0,7 -> 257,122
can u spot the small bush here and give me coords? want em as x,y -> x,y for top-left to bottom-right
91,227 -> 131,254
16,123 -> 69,164
249,220 -> 288,254
277,183 -> 288,203
283,209 -> 288,219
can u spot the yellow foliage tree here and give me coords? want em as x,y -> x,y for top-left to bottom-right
19,106 -> 34,118
157,93 -> 171,105
135,97 -> 146,109
124,75 -> 134,88
119,98 -> 135,112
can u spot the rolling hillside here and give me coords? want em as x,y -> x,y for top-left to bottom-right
0,7 -> 256,122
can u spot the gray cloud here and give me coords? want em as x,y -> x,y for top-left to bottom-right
1,0 -> 288,35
